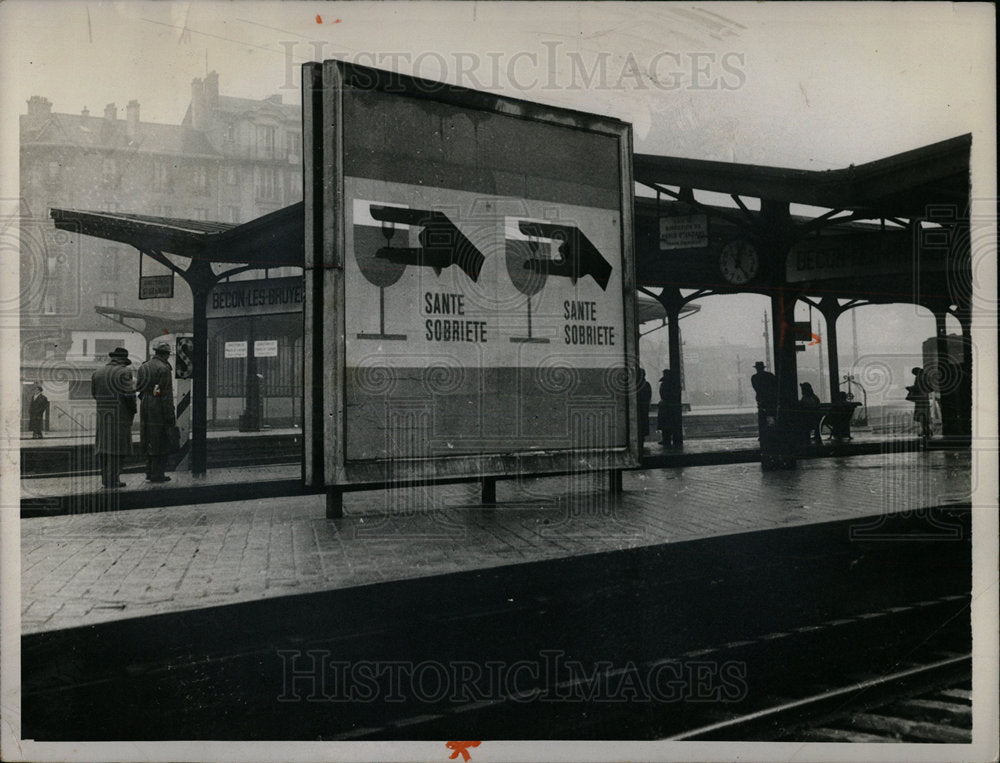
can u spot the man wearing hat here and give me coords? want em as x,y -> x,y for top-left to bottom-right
28,382 -> 49,439
137,340 -> 176,483
91,347 -> 136,489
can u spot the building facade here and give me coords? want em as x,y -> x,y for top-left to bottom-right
20,73 -> 303,433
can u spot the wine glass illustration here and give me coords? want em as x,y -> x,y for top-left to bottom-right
354,202 -> 407,340
506,222 -> 550,344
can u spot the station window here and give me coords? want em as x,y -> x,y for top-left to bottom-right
47,161 -> 61,182
98,292 -> 118,308
193,208 -> 210,221
224,166 -> 238,185
225,206 -> 241,223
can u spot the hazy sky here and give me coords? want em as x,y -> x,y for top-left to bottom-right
2,1 -> 994,354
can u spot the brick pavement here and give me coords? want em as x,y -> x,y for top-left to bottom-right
20,450 -> 971,634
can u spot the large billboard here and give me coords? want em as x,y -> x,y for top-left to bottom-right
304,61 -> 636,487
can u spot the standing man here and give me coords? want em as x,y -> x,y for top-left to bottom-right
906,366 -> 933,439
657,368 -> 682,449
137,340 -> 176,483
750,361 -> 779,439
28,383 -> 49,438
91,347 -> 136,489
637,368 -> 652,451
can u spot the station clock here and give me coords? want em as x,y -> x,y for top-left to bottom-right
719,239 -> 760,285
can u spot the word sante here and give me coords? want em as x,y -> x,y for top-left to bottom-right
277,650 -> 747,704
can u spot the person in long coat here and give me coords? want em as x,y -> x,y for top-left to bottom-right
28,383 -> 49,438
637,368 -> 652,450
91,347 -> 136,488
137,340 -> 176,482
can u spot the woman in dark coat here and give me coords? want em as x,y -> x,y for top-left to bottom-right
137,341 -> 176,482
91,347 -> 136,488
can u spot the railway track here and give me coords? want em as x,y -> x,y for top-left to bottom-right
670,653 -> 972,743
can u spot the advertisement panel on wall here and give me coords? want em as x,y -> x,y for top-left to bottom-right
304,61 -> 637,487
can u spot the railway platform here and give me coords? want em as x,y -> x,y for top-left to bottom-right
19,447 -> 972,635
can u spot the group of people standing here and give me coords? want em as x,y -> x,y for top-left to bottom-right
636,367 -> 683,450
91,341 -> 177,489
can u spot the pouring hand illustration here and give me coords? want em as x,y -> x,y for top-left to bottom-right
371,206 -> 485,282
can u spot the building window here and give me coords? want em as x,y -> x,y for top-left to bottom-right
99,201 -> 121,213
99,292 -> 118,308
226,123 -> 236,142
257,125 -> 276,160
47,161 -> 61,182
192,166 -> 208,189
289,171 -> 303,197
94,338 -> 124,357
102,157 -> 118,185
255,167 -> 279,201
153,204 -> 174,218
193,208 -> 209,221
225,206 -> 241,223
153,162 -> 170,191
287,131 -> 302,160
224,166 -> 238,185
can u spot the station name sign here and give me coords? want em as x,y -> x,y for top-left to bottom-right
207,277 -> 304,318
303,60 -> 638,488
787,230 -> 947,282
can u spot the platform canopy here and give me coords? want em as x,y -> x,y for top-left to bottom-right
633,133 -> 971,221
51,203 -> 304,266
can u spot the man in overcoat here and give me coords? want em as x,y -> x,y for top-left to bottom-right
91,347 -> 136,489
137,340 -> 176,483
28,383 -> 49,438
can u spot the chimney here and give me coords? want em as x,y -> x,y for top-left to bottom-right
24,95 -> 52,131
205,71 -> 219,108
126,100 -> 140,139
190,77 -> 207,130
104,103 -> 117,121
81,106 -> 90,120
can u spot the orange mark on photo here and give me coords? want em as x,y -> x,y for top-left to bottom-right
446,741 -> 481,762
315,14 -> 322,24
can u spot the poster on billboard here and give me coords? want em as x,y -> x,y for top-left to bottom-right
304,61 -> 637,487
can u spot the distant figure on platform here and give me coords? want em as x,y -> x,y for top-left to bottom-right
637,368 -> 652,450
829,390 -> 854,440
90,348 -> 136,489
658,368 -> 682,449
798,382 -> 822,445
906,366 -> 932,439
750,361 -> 779,439
137,340 -> 176,483
28,383 -> 49,438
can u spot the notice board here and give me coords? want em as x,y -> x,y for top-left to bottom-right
303,60 -> 637,487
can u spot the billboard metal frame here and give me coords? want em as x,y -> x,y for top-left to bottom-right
303,59 -> 637,491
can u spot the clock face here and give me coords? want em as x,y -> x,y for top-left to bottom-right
719,240 -> 759,285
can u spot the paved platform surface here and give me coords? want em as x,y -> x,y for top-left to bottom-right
20,449 -> 971,634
